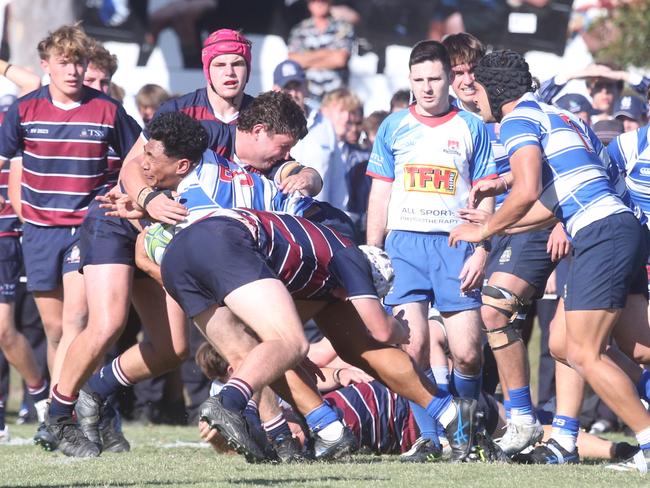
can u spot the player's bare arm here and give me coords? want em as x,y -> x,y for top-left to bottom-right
449,145 -> 542,245
135,230 -> 163,286
366,178 -> 392,248
276,161 -> 323,196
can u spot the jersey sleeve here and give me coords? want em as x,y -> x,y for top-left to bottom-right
607,133 -> 633,176
109,107 -> 142,159
500,115 -> 542,159
366,119 -> 395,181
469,120 -> 497,184
0,100 -> 22,160
328,247 -> 379,300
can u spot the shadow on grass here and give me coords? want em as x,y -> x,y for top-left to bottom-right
229,477 -> 385,485
12,482 -> 193,488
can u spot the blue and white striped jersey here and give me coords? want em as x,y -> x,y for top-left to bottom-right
500,93 -> 630,237
174,149 -> 314,230
607,125 -> 650,227
451,98 -> 510,208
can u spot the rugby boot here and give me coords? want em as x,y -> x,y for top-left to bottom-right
606,447 -> 649,474
497,419 -> 544,456
45,415 -> 100,457
76,390 -> 102,447
468,415 -> 509,463
34,421 -> 58,451
199,395 -> 267,463
399,437 -> 442,463
313,424 -> 358,460
272,434 -> 308,463
76,390 -> 131,453
99,400 -> 130,453
515,438 -> 579,465
443,398 -> 477,462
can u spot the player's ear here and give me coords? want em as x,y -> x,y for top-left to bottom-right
176,157 -> 192,176
251,123 -> 267,139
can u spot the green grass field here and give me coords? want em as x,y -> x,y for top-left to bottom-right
1,321 -> 647,487
0,421 -> 647,488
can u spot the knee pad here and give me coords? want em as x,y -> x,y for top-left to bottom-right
483,322 -> 522,350
481,284 -> 527,323
481,284 -> 527,350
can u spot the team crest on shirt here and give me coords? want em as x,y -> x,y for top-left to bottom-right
498,246 -> 512,264
403,164 -> 458,195
443,140 -> 460,156
80,128 -> 105,138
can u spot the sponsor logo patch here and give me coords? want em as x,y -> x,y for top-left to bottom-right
403,164 -> 458,195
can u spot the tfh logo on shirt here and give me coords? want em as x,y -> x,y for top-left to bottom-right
403,164 -> 458,195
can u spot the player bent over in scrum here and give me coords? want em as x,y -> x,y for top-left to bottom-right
153,208 -> 480,462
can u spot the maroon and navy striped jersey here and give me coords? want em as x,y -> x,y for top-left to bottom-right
143,88 -> 252,157
324,381 -> 418,454
0,86 -> 140,227
0,110 -> 20,237
232,209 -> 378,300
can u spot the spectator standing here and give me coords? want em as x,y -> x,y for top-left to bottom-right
288,0 -> 355,101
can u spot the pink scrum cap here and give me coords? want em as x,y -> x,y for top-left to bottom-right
201,29 -> 252,84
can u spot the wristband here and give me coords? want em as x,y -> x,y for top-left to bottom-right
3,63 -> 12,77
476,239 -> 492,252
137,187 -> 153,208
143,189 -> 173,209
333,368 -> 342,385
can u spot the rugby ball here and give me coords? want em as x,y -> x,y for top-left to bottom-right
144,223 -> 174,265
359,245 -> 394,298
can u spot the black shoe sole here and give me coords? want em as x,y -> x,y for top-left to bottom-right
314,439 -> 357,461
102,441 -> 131,453
34,435 -> 57,451
201,415 -> 266,464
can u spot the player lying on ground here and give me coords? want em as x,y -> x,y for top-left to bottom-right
195,340 -> 640,463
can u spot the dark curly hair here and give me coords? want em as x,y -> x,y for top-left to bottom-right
237,91 -> 307,140
148,112 -> 209,163
474,50 -> 533,122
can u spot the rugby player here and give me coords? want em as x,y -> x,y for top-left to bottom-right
151,207 -> 479,463
449,50 -> 650,474
366,40 -> 495,458
0,25 -> 140,453
117,28 -> 322,227
444,33 -> 570,455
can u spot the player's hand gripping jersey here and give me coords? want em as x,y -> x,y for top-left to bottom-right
367,106 -> 496,232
